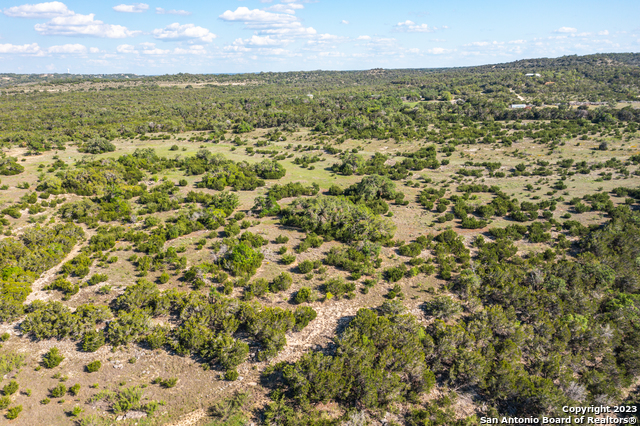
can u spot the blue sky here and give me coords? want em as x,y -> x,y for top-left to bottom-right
0,0 -> 638,74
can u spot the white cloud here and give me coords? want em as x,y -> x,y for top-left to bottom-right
89,47 -> 99,53
220,7 -> 296,24
233,35 -> 285,47
0,42 -> 41,54
306,33 -> 347,47
357,35 -> 371,40
598,30 -> 609,36
265,3 -> 303,14
3,1 -> 71,18
219,7 -> 315,38
464,41 -> 504,47
173,45 -> 206,55
116,44 -> 138,54
465,41 -> 490,46
394,20 -> 433,33
35,13 -> 140,38
152,23 -> 216,43
142,48 -> 169,55
556,26 -> 577,33
155,7 -> 191,16
48,43 -> 86,54
341,20 -> 349,25
427,47 -> 450,54
319,51 -> 344,57
113,3 -> 148,13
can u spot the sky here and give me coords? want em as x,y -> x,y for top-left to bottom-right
0,0 -> 639,75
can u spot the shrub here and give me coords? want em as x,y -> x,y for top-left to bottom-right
246,278 -> 269,298
82,330 -> 105,352
50,383 -> 67,398
88,273 -> 108,286
159,377 -> 178,388
398,242 -> 422,257
384,264 -> 407,282
423,296 -> 462,320
158,272 -> 170,284
280,196 -> 395,243
5,405 -> 21,420
225,243 -> 264,276
297,260 -> 314,274
2,380 -> 18,396
70,406 -> 84,417
294,287 -> 314,304
275,235 -> 289,244
323,278 -> 355,299
81,137 -> 116,154
68,383 -> 80,396
281,254 -> 296,265
270,272 -> 293,292
86,360 -> 101,373
0,157 -> 24,176
296,233 -> 323,253
224,369 -> 239,381
294,306 -> 317,331
43,347 -> 64,368
0,396 -> 10,410
146,326 -> 169,350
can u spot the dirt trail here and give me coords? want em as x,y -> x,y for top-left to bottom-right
26,243 -> 82,304
509,88 -> 526,102
161,299 -> 365,425
164,409 -> 207,426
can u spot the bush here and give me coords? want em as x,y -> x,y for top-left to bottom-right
158,377 -> 178,388
81,137 -> 116,154
43,347 -> 64,368
280,195 -> 395,243
423,296 -> 462,320
0,396 -> 9,410
2,380 -> 18,396
5,405 -> 21,420
0,157 -> 24,176
294,306 -> 317,331
270,272 -> 293,292
385,264 -> 407,282
294,287 -> 315,304
323,278 -> 355,299
50,383 -> 67,398
275,235 -> 289,244
398,242 -> 422,257
158,272 -> 170,284
87,273 -> 108,286
297,260 -> 314,274
281,254 -> 296,265
246,278 -> 269,299
224,369 -> 239,381
86,360 -> 101,373
68,383 -> 80,396
70,405 -> 84,417
146,326 -> 169,350
82,330 -> 105,352
225,243 -> 264,276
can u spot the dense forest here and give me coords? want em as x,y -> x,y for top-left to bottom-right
0,53 -> 638,425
